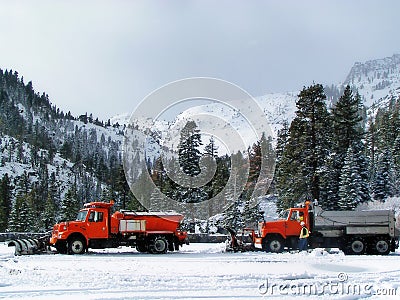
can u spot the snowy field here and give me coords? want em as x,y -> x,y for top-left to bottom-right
0,242 -> 399,300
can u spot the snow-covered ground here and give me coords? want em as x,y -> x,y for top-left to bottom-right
0,243 -> 399,300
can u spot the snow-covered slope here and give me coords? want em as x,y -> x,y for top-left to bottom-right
0,70 -> 126,215
255,91 -> 298,132
121,91 -> 298,156
345,53 -> 400,110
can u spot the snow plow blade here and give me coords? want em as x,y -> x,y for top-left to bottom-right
8,237 -> 49,256
225,227 -> 256,252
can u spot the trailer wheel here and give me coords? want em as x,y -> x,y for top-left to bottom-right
373,238 -> 390,255
68,237 -> 86,255
346,237 -> 365,255
264,236 -> 284,253
149,236 -> 168,254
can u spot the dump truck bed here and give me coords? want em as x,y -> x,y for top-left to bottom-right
314,208 -> 397,237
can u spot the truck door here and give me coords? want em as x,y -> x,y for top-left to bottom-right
86,209 -> 108,239
286,209 -> 302,237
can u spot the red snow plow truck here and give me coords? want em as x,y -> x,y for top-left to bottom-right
49,201 -> 188,254
228,201 -> 399,255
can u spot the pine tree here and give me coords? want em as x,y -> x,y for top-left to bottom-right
223,197 -> 244,230
101,185 -> 116,204
332,86 -> 363,152
48,172 -> 61,209
338,147 -> 362,210
176,120 -> 204,204
0,174 -> 13,231
242,198 -> 263,228
276,121 -> 289,159
178,120 -> 203,178
18,192 -> 37,232
247,141 -> 261,192
60,187 -> 80,221
392,133 -> 400,189
115,164 -> 130,209
40,195 -> 57,230
7,192 -> 36,232
392,133 -> 400,168
8,199 -> 21,232
203,136 -> 218,158
275,124 -> 295,211
321,86 -> 367,209
352,141 -> 371,205
202,136 -> 223,216
275,84 -> 332,209
319,153 -> 342,210
373,149 -> 396,201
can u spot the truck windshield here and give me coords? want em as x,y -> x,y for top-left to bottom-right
278,210 -> 290,220
76,211 -> 88,221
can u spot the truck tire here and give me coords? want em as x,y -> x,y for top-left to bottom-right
168,239 -> 175,251
68,237 -> 86,255
372,238 -> 390,255
264,236 -> 284,253
346,237 -> 365,255
55,241 -> 68,254
174,241 -> 180,251
136,242 -> 148,253
149,236 -> 168,254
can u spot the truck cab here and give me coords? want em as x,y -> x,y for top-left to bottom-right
50,202 -> 114,254
255,202 -> 313,252
76,205 -> 109,239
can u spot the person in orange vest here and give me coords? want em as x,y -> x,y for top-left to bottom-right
298,221 -> 309,251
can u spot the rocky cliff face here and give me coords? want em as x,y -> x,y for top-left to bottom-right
344,54 -> 400,109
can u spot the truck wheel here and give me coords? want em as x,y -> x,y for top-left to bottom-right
264,237 -> 284,253
68,237 -> 86,255
174,240 -> 181,251
347,238 -> 365,255
149,236 -> 168,254
373,238 -> 390,255
168,239 -> 175,251
136,242 -> 148,253
55,242 -> 68,254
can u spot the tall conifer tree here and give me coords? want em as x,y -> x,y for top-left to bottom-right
276,84 -> 332,209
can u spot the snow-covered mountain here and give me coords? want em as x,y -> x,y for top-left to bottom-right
0,69 -> 126,225
125,53 -> 400,148
345,54 -> 400,109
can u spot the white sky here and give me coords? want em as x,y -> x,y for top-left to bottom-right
1,0 -> 400,121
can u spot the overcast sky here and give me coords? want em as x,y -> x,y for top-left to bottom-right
1,0 -> 400,121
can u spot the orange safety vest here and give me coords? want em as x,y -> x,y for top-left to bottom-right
299,226 -> 309,239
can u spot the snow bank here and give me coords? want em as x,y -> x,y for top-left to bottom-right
1,242 -> 399,299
